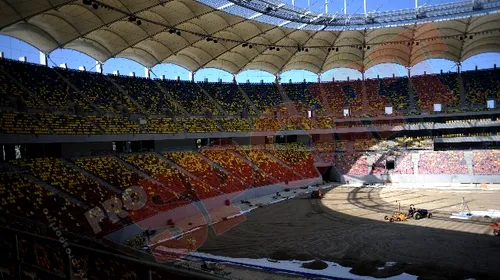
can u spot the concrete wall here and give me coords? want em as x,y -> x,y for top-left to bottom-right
61,142 -> 113,157
343,174 -> 500,184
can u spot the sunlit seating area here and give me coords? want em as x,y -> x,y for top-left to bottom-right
216,117 -> 252,132
200,148 -> 275,187
418,151 -> 467,174
281,117 -> 316,130
315,116 -> 335,129
13,158 -> 112,205
252,117 -> 282,131
121,153 -> 187,196
163,151 -> 245,198
472,150 -> 500,175
354,138 -> 378,151
236,147 -> 302,182
411,75 -> 459,112
266,144 -> 318,178
121,153 -> 190,218
332,153 -> 368,176
392,153 -> 414,174
394,136 -> 433,150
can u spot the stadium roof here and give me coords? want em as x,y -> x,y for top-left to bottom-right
1,0 -> 500,75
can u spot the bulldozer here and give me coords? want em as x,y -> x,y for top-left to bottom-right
384,202 -> 408,222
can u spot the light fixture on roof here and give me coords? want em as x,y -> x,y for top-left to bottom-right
242,43 -> 248,47
83,0 -> 92,5
176,31 -> 181,36
136,20 -> 141,26
169,29 -> 176,34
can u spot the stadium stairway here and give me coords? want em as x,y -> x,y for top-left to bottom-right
51,68 -> 103,114
0,65 -> 48,110
195,83 -> 228,116
154,81 -> 189,117
262,150 -> 307,180
228,149 -> 281,184
62,158 -> 122,194
105,76 -> 147,114
464,151 -> 474,175
195,152 -> 249,187
114,156 -> 154,179
20,170 -> 88,208
458,72 -> 466,105
235,84 -> 260,115
154,152 -> 225,196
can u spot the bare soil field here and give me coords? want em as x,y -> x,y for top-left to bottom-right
198,186 -> 500,279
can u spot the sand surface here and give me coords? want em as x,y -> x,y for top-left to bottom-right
197,186 -> 500,279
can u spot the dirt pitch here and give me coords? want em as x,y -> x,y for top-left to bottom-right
198,186 -> 500,279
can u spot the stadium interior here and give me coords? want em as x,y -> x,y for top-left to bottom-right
1,0 -> 500,279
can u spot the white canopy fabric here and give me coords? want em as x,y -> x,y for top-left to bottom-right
1,0 -> 500,74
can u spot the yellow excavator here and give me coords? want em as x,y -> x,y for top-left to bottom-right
384,201 -> 408,222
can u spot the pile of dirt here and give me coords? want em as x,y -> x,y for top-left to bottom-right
301,259 -> 328,270
268,250 -> 292,260
268,250 -> 312,261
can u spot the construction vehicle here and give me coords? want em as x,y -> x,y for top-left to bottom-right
408,204 -> 433,220
310,190 -> 323,199
384,201 -> 408,222
490,222 -> 500,236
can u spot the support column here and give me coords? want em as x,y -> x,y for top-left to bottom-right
325,0 -> 328,13
95,61 -> 103,74
232,74 -> 237,84
361,71 -> 368,113
39,52 -> 48,66
144,67 -> 150,79
456,62 -> 461,73
275,74 -> 280,85
457,62 -> 466,106
188,71 -> 195,82
317,74 -> 321,83
407,66 -> 416,111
